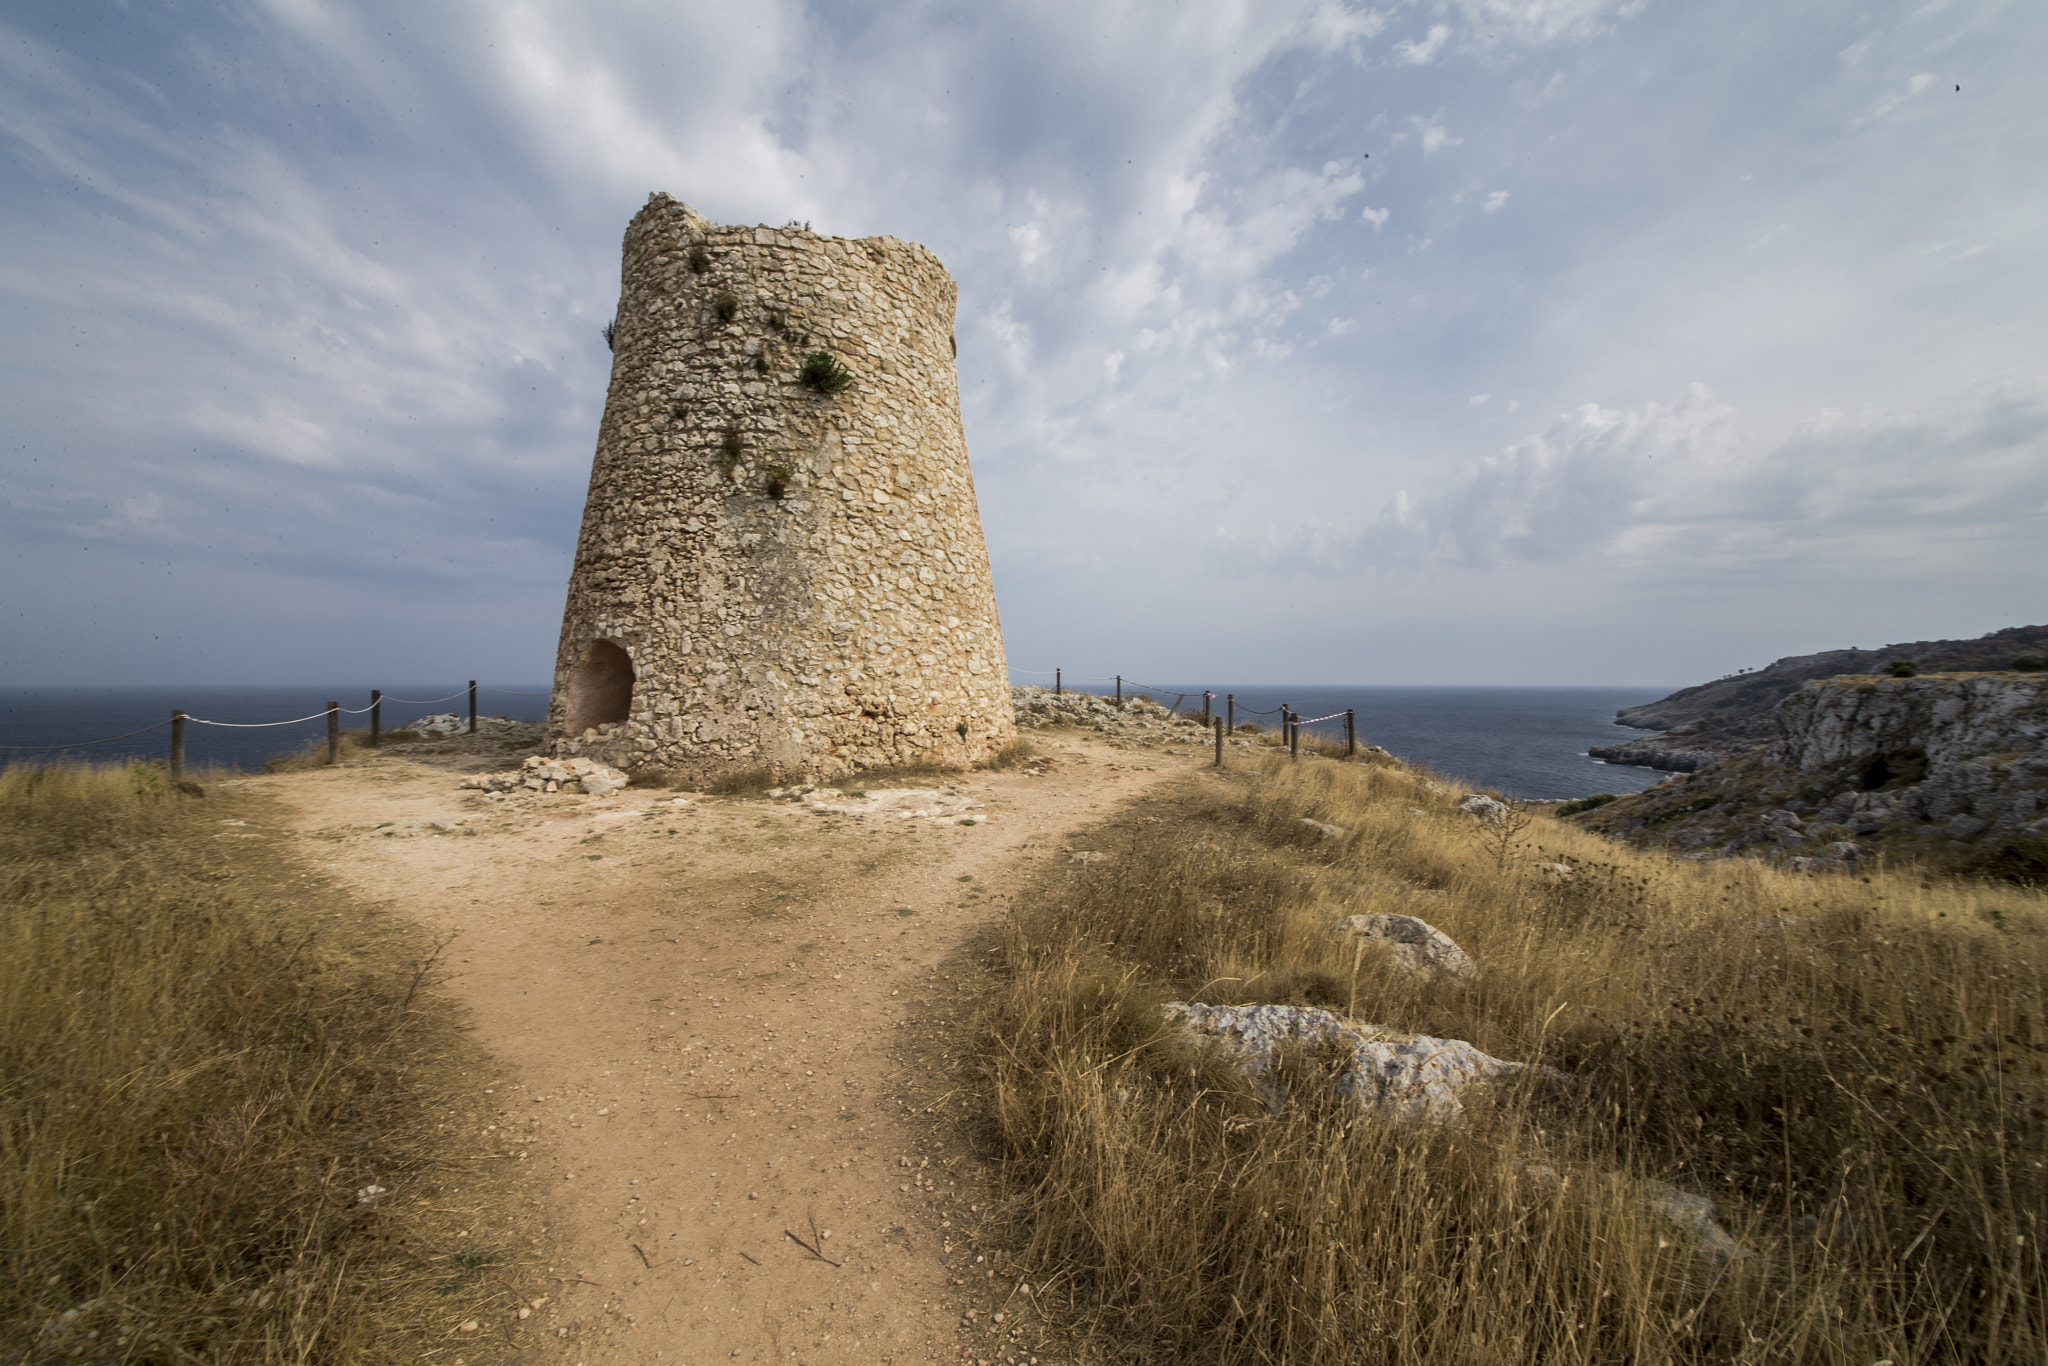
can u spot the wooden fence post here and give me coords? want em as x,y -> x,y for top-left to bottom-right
326,702 -> 340,765
1288,711 -> 1300,760
370,690 -> 382,747
1214,717 -> 1224,767
1280,702 -> 1289,750
1346,708 -> 1355,757
1227,693 -> 1235,734
1116,675 -> 1122,705
170,710 -> 186,782
468,681 -> 478,734
1203,691 -> 1212,724
1055,668 -> 1061,697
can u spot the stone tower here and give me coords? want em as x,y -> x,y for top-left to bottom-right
546,193 -> 1014,782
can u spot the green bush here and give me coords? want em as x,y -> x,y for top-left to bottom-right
1556,792 -> 1619,817
799,349 -> 854,395
1885,659 -> 1921,677
2011,653 -> 2047,672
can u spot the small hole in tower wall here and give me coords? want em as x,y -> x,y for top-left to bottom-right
565,640 -> 636,734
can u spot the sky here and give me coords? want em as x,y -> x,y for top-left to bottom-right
2,0 -> 2043,689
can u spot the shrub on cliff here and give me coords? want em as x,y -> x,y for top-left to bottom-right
2012,652 -> 2048,671
1885,658 -> 1921,676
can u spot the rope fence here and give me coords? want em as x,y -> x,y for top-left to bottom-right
10,664 -> 1373,776
1011,666 -> 1366,765
1,680 -> 551,778
0,720 -> 174,752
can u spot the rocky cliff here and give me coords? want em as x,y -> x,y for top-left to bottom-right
1590,625 -> 2048,773
1580,672 -> 2048,875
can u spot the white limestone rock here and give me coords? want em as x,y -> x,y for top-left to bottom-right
1458,793 -> 1511,822
1334,913 -> 1477,980
1163,1002 -> 1540,1124
1638,1179 -> 1749,1265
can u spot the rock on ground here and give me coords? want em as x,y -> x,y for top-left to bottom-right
1163,1002 -> 1539,1124
1333,913 -> 1477,979
1457,793 -> 1511,822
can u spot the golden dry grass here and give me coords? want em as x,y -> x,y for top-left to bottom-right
0,762 -> 535,1363
972,751 -> 2047,1364
263,728 -> 422,772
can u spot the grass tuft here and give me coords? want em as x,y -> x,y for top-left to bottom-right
706,765 -> 777,797
984,738 -> 1038,771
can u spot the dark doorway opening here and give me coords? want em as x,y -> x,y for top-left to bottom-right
565,639 -> 635,735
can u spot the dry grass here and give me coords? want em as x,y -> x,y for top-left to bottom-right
264,728 -> 421,772
857,757 -> 967,787
984,738 -> 1039,771
972,752 -> 2047,1364
0,762 -> 534,1363
704,764 -> 778,796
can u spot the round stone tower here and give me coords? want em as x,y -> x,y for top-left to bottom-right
546,193 -> 1014,782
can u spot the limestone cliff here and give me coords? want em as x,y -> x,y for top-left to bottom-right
1580,672 -> 2048,874
1591,626 -> 2048,774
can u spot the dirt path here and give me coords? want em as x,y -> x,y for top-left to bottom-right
248,732 -> 1197,1365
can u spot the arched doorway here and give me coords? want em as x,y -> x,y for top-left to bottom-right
564,639 -> 635,735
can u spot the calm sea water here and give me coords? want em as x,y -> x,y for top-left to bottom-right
2,682 -> 1674,799
1042,682 -> 1676,800
0,686 -> 554,774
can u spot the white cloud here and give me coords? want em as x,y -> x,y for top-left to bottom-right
1361,205 -> 1391,229
1305,1 -> 1390,56
1394,23 -> 1451,64
1416,113 -> 1460,154
1851,71 -> 1936,127
1443,0 -> 1642,46
1215,378 -> 2048,586
1482,190 -> 1510,212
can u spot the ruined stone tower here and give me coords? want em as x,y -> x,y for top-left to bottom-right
546,193 -> 1014,781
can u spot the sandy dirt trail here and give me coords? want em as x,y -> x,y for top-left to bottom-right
251,732 -> 1199,1366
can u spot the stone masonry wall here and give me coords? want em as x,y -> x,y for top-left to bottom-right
546,193 -> 1014,781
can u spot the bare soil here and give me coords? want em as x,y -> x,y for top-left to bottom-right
240,728 -> 1200,1366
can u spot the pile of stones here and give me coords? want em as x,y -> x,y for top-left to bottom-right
402,712 -> 524,737
1010,685 -> 1245,750
460,754 -> 630,798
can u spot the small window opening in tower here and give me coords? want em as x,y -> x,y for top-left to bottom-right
565,640 -> 635,734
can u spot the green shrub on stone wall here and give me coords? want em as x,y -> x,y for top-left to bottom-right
800,349 -> 854,395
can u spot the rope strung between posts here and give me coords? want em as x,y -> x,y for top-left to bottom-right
0,720 -> 173,751
188,703 -> 375,728
375,689 -> 474,705
1296,709 -> 1350,725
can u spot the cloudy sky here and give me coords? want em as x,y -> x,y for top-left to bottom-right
3,0 -> 2042,688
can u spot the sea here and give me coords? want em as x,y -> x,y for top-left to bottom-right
1,681 -> 1674,800
1035,681 -> 1676,800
